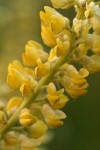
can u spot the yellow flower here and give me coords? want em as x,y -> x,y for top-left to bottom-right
40,6 -> 70,47
85,2 -> 99,18
41,25 -> 56,47
22,40 -> 48,66
59,64 -> 89,98
20,137 -> 41,150
7,60 -> 37,95
20,80 -> 35,97
40,6 -> 69,34
35,59 -> 51,77
47,82 -> 69,109
73,18 -> 91,37
19,108 -> 37,126
81,55 -> 100,73
73,43 -> 89,58
7,60 -> 24,89
64,82 -> 88,98
6,97 -> 23,116
48,39 -> 70,62
28,120 -> 48,139
50,0 -> 74,9
86,34 -> 100,55
42,104 -> 66,128
4,132 -> 17,146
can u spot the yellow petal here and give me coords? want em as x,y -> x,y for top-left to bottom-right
51,94 -> 69,109
47,82 -> 57,95
5,132 -> 17,147
6,97 -> 23,116
50,0 -> 74,9
19,108 -> 37,126
20,80 -> 37,97
41,25 -> 56,47
23,40 -> 48,66
28,120 -> 48,139
35,59 -> 51,77
42,104 -> 66,128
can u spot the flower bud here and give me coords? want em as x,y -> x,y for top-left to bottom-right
6,97 -> 23,116
40,6 -> 70,47
4,131 -> 17,146
21,137 -> 41,150
20,80 -> 37,97
59,65 -> 89,98
19,108 -> 37,126
35,59 -> 51,77
22,40 -> 48,67
42,104 -> 66,128
48,39 -> 70,62
47,82 -> 69,109
50,0 -> 74,9
81,55 -> 100,73
28,120 -> 48,139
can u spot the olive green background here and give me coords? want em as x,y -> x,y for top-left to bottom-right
0,0 -> 100,150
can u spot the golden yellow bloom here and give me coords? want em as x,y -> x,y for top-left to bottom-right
41,25 -> 56,47
4,132 -> 17,146
81,55 -> 100,73
20,80 -> 35,97
73,43 -> 89,58
20,137 -> 41,150
19,108 -> 37,126
47,82 -> 69,109
67,65 -> 89,80
64,83 -> 88,98
42,104 -> 66,128
59,64 -> 89,98
86,34 -> 100,55
50,0 -> 74,9
7,60 -> 24,89
85,2 -> 99,18
85,2 -> 100,34
3,1 -> 100,149
40,6 -> 69,34
6,97 -> 23,116
7,60 -> 37,95
28,120 -> 48,139
22,40 -> 48,66
35,59 -> 51,77
40,6 -> 70,47
73,18 -> 91,37
48,39 -> 70,62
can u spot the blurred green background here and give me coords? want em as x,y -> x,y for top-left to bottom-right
0,0 -> 100,150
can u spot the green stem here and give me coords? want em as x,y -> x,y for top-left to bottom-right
75,6 -> 86,20
0,55 -> 68,138
11,126 -> 25,131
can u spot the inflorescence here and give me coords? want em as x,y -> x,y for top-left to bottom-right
0,0 -> 100,149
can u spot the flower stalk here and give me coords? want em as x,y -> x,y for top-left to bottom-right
0,54 -> 68,137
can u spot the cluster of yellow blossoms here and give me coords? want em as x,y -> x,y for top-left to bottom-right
0,0 -> 100,150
